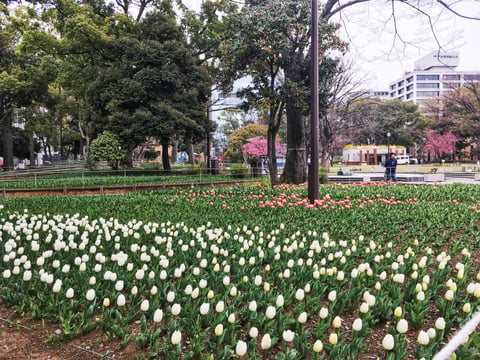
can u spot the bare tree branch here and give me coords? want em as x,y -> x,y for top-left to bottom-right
321,0 -> 370,20
435,0 -> 480,20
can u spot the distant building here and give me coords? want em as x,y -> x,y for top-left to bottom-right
387,51 -> 480,107
342,144 -> 407,165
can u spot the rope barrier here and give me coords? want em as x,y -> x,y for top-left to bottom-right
432,309 -> 480,360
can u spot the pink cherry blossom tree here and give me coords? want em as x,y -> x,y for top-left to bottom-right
242,136 -> 283,161
424,130 -> 461,160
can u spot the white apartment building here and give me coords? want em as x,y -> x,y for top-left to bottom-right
388,51 -> 480,106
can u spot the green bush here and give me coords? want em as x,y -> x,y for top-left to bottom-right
319,166 -> 329,184
228,164 -> 249,178
88,131 -> 128,170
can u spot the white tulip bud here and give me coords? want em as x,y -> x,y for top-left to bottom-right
382,334 -> 394,350
282,330 -> 295,342
171,330 -> 182,345
396,319 -> 408,334
261,334 -> 272,349
417,330 -> 429,345
352,318 -> 362,331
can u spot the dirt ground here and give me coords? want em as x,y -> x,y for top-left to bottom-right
0,300 -> 149,360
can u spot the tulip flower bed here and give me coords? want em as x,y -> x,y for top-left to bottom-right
1,182 -> 480,359
0,173 -> 236,189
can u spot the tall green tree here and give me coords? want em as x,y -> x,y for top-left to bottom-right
0,4 -> 57,169
219,0 -> 345,184
433,83 -> 480,159
346,98 -> 426,150
87,8 -> 210,170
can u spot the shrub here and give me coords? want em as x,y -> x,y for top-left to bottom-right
228,164 -> 249,178
319,166 -> 329,184
88,132 -> 128,170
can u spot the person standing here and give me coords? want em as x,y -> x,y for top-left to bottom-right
385,153 -> 397,182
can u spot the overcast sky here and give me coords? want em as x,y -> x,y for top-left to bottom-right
181,0 -> 479,89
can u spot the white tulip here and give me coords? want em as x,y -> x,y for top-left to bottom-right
171,330 -> 182,345
352,318 -> 363,331
295,289 -> 305,301
235,340 -> 247,356
329,333 -> 338,345
319,307 -> 329,319
261,334 -> 272,349
167,291 -> 175,302
393,273 -> 405,283
332,316 -> 342,328
283,330 -> 295,342
397,319 -> 408,334
276,295 -> 285,307
23,270 -> 32,281
382,334 -> 394,350
215,324 -> 223,336
200,303 -> 210,315
216,301 -> 225,313
266,305 -> 276,319
313,339 -> 323,352
117,294 -> 126,307
171,303 -> 181,316
191,287 -> 199,299
140,299 -> 149,312
435,317 -> 446,330
359,302 -> 369,314
86,289 -> 95,301
298,312 -> 307,324
417,330 -> 430,345
66,287 -> 74,299
249,327 -> 258,338
52,280 -> 62,293
153,309 -> 163,322
249,300 -> 257,312
328,290 -> 337,302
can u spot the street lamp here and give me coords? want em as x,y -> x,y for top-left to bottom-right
387,132 -> 391,155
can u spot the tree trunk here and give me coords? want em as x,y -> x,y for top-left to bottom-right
185,137 -> 194,165
161,139 -> 171,171
1,112 -> 14,170
281,106 -> 307,184
29,133 -> 35,168
171,138 -> 178,164
267,123 -> 278,185
78,119 -> 90,159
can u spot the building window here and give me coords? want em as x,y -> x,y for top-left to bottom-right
417,83 -> 439,89
390,84 -> 397,90
407,76 -> 414,83
464,74 -> 480,81
398,80 -> 404,87
406,93 -> 413,99
443,82 -> 459,90
443,74 -> 460,81
417,91 -> 439,97
390,92 -> 395,97
417,74 -> 439,81
398,88 -> 404,94
406,85 -> 413,91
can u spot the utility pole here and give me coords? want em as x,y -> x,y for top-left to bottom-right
308,0 -> 319,203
